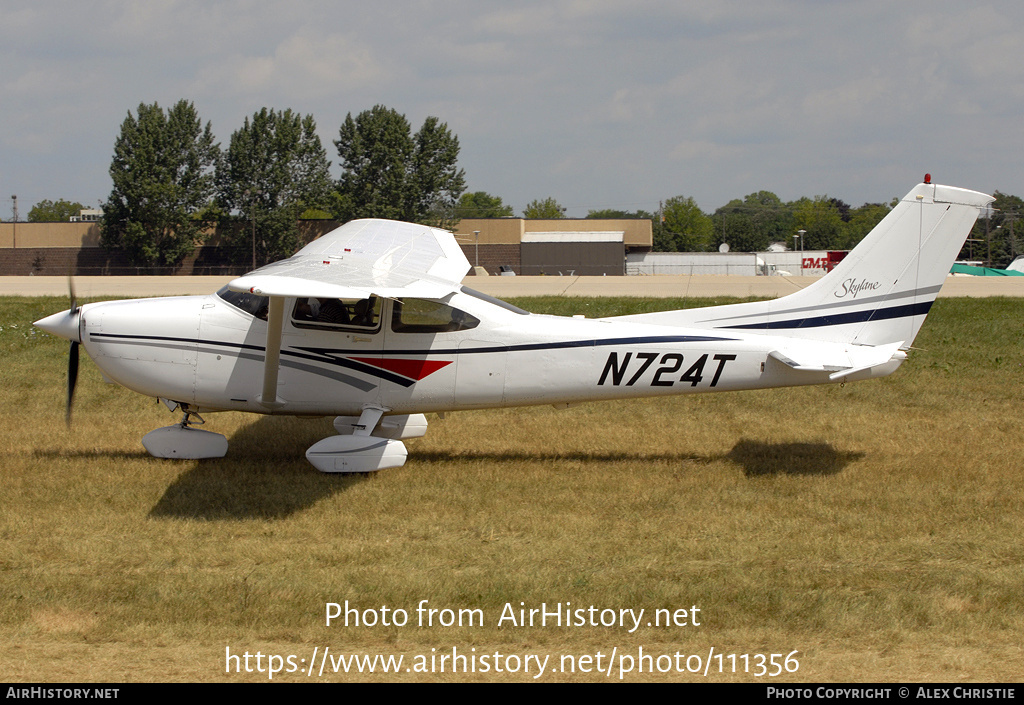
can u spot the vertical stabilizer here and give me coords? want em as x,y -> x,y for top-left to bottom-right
614,182 -> 993,346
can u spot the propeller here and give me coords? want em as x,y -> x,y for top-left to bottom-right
65,277 -> 80,426
67,337 -> 79,425
34,278 -> 82,426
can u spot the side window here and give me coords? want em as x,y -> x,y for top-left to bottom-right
292,297 -> 382,332
391,298 -> 480,334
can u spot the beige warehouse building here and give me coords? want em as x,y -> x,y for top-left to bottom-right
0,217 -> 653,277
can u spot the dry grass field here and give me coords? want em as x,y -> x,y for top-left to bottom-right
1,295 -> 1022,682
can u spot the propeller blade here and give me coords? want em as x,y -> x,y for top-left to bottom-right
66,341 -> 79,427
67,275 -> 79,426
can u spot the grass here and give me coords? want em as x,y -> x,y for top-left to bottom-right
1,296 -> 1023,682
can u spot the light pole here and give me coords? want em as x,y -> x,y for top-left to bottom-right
11,195 -> 17,249
795,229 -> 806,275
473,230 -> 480,267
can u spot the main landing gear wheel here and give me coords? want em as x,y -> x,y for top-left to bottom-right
304,408 -> 420,473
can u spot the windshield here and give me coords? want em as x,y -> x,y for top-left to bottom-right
216,285 -> 269,320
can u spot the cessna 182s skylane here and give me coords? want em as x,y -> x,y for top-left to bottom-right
36,178 -> 992,473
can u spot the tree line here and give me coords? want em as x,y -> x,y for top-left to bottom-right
458,190 -> 1024,268
23,99 -> 1024,268
94,100 -> 466,268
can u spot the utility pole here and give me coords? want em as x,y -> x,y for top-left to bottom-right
985,208 -> 991,267
244,189 -> 260,270
1009,212 -> 1017,260
11,195 -> 17,249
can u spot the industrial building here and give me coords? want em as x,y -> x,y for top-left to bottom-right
0,217 -> 654,277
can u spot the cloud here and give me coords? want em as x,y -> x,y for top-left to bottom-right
669,140 -> 745,163
3,1 -> 1024,217
194,31 -> 387,101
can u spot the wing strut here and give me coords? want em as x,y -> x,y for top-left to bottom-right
259,296 -> 286,409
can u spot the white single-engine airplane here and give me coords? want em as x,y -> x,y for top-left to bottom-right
36,178 -> 992,472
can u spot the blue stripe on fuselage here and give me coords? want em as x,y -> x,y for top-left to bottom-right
720,301 -> 932,330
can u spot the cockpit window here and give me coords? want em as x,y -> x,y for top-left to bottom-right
216,285 -> 269,320
292,296 -> 382,332
391,298 -> 479,334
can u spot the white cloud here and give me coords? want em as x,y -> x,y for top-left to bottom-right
194,31 -> 387,100
669,139 -> 745,163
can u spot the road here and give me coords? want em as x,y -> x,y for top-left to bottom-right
3,274 -> 1023,298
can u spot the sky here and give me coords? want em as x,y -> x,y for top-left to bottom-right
3,1 -> 1023,220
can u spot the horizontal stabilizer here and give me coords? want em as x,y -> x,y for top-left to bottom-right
769,341 -> 906,379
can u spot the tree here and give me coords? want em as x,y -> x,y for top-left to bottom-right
586,208 -> 654,220
792,196 -> 845,250
100,101 -> 219,267
829,197 -> 852,223
410,116 -> 467,229
712,191 -> 794,252
334,105 -> 466,226
973,191 -> 1024,267
742,191 -> 794,246
843,202 -> 891,249
658,196 -> 713,251
716,212 -> 762,252
523,197 -> 566,219
218,108 -> 333,266
456,191 -> 514,219
28,199 -> 86,222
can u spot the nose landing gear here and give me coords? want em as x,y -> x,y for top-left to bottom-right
141,401 -> 228,459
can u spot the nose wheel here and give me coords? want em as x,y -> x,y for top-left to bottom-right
142,401 -> 228,459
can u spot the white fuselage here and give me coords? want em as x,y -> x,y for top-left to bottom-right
78,288 -> 900,418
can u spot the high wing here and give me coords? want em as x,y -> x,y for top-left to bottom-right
225,218 -> 471,409
227,218 -> 471,301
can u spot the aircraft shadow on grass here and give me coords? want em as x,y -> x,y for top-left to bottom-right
416,439 -> 864,477
409,450 -> 710,464
35,448 -> 151,461
148,415 -> 368,521
145,412 -> 864,520
725,439 -> 865,477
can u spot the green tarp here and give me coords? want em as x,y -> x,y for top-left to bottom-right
950,263 -> 1024,276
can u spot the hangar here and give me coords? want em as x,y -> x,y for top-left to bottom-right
452,217 -> 653,276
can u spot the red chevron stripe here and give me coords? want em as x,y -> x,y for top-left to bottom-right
349,357 -> 453,381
